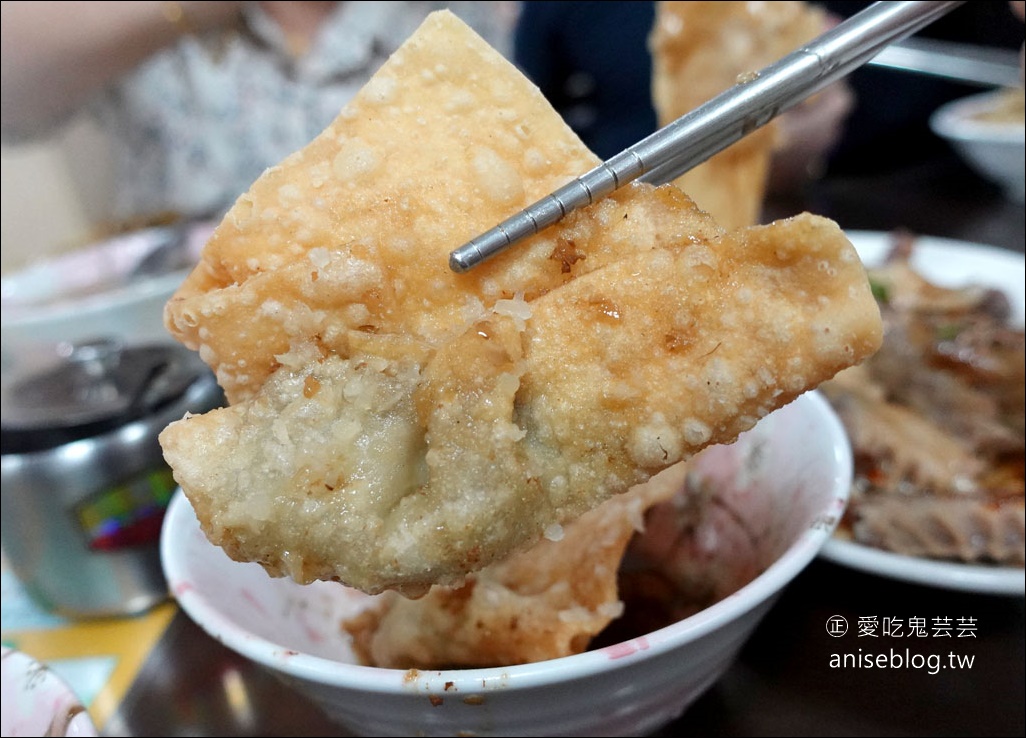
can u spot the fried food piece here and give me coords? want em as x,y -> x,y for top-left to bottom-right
161,208 -> 881,597
160,11 -> 882,598
650,1 -> 825,229
345,463 -> 688,669
165,10 -> 722,406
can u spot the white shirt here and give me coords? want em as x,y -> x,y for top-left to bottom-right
87,2 -> 514,224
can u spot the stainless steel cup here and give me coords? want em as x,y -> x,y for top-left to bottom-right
1,338 -> 222,618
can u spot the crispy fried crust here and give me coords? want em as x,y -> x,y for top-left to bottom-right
345,463 -> 687,669
159,11 -> 882,598
649,1 -> 825,229
165,10 -> 721,406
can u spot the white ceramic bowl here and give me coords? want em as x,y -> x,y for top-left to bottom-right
1,646 -> 98,737
1,222 -> 213,353
161,390 -> 851,737
929,88 -> 1026,203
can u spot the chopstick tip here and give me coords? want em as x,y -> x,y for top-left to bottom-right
449,246 -> 475,274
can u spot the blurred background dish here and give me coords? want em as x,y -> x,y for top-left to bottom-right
1,338 -> 224,619
929,87 -> 1026,203
1,646 -> 98,737
845,229 -> 1024,319
821,536 -> 1024,594
0,221 -> 213,353
161,390 -> 851,738
820,230 -> 1025,590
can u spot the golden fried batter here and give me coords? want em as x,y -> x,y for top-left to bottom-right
160,11 -> 882,598
345,463 -> 688,669
166,11 -> 722,406
650,1 -> 825,229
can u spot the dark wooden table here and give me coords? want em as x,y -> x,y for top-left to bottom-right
103,153 -> 1025,737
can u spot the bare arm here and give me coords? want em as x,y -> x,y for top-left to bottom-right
0,1 -> 242,139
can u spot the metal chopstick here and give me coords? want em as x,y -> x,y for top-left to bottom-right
449,0 -> 966,273
867,37 -> 1022,88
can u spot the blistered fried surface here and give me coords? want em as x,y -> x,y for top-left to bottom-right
162,208 -> 881,595
344,464 -> 687,668
650,1 -> 824,229
167,10 -> 722,406
160,11 -> 883,597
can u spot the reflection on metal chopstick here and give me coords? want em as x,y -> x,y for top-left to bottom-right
867,37 -> 1022,88
448,0 -> 966,273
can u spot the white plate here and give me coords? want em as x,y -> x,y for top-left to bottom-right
818,231 -> 1025,596
821,536 -> 1025,595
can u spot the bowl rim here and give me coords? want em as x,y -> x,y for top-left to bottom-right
929,88 -> 1025,143
161,390 -> 850,693
1,645 -> 99,737
0,269 -> 189,330
1,221 -> 215,329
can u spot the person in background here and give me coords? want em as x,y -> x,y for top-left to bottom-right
513,0 -> 854,203
514,1 -> 1022,199
513,1 -> 658,162
0,1 -> 517,231
816,0 -> 1023,177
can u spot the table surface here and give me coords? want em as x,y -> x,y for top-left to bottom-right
5,152 -> 1025,737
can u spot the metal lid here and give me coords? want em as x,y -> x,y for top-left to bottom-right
1,337 -> 217,453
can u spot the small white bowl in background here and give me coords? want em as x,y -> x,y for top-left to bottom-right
929,87 -> 1026,203
1,222 -> 213,354
1,646 -> 98,737
161,390 -> 851,738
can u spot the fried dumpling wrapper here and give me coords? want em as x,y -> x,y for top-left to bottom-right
160,11 -> 882,598
650,1 -> 825,230
165,10 -> 722,407
161,210 -> 881,597
344,462 -> 688,669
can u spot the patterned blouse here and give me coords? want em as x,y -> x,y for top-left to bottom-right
85,1 -> 514,225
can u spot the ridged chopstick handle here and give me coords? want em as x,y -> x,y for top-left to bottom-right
449,0 -> 965,274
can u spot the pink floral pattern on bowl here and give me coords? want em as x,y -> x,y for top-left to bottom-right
1,646 -> 97,737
